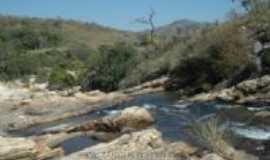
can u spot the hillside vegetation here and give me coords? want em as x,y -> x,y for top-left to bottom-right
0,0 -> 269,93
0,16 -> 136,89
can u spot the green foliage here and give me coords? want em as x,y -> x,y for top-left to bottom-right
0,25 -> 62,51
0,15 -> 133,90
237,0 -> 270,42
203,22 -> 252,78
0,7 -> 269,93
170,56 -> 218,91
48,67 -> 77,90
82,43 -> 137,92
261,48 -> 270,73
168,21 -> 253,92
189,118 -> 234,160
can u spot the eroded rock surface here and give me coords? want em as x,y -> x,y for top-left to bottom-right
0,136 -> 37,160
0,136 -> 63,160
61,129 -> 193,160
189,75 -> 270,104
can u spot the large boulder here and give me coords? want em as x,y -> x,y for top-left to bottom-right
113,106 -> 154,129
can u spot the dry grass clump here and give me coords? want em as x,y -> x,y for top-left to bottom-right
190,118 -> 236,160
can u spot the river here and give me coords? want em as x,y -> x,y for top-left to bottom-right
9,92 -> 270,158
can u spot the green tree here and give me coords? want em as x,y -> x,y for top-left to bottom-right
82,43 -> 137,92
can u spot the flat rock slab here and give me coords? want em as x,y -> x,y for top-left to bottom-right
0,136 -> 37,160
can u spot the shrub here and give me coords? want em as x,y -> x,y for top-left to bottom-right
169,56 -> 219,92
48,67 -> 77,90
189,118 -> 235,160
168,21 -> 253,92
82,43 -> 137,92
261,48 -> 270,73
2,52 -> 41,79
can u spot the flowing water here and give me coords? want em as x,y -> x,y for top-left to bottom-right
9,92 -> 270,157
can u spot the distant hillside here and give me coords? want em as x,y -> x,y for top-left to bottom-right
0,16 -> 136,49
157,19 -> 204,34
0,15 -> 213,91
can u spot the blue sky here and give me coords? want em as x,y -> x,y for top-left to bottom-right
0,0 -> 236,31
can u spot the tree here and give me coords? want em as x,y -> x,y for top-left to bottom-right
82,43 -> 137,92
135,8 -> 156,44
233,0 -> 270,74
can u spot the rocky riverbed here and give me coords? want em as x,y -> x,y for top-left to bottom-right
1,76 -> 270,160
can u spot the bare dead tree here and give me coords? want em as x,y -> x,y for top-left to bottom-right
135,8 -> 156,43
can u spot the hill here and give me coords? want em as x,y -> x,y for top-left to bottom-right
2,5 -> 268,94
0,16 -> 136,49
0,15 -> 205,90
0,15 -> 139,89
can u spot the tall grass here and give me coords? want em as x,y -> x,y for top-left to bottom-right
190,118 -> 235,160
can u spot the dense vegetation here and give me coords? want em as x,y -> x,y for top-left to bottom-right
0,0 -> 269,93
0,16 -> 135,90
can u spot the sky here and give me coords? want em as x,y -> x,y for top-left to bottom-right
0,0 -> 236,31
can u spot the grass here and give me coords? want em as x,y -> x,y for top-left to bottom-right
189,118 -> 236,160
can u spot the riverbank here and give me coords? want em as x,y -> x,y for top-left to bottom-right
1,76 -> 270,160
0,77 -> 168,133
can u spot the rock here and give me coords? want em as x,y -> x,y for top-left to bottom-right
216,88 -> 243,102
113,106 -> 154,129
30,82 -> 48,92
18,99 -> 32,106
258,75 -> 270,88
189,92 -> 216,102
232,150 -> 259,160
254,111 -> 270,125
67,106 -> 154,134
168,142 -> 197,157
106,92 -> 128,101
0,136 -> 64,160
200,154 -> 224,160
255,111 -> 270,118
85,131 -> 121,142
61,129 -> 174,160
37,148 -> 63,160
236,79 -> 259,94
235,75 -> 270,95
75,91 -> 128,104
189,75 -> 270,104
85,90 -> 106,97
122,77 -> 168,95
0,136 -> 37,160
36,132 -> 82,149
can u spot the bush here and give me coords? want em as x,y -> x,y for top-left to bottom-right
189,118 -> 234,160
82,43 -> 137,92
0,52 -> 41,80
261,48 -> 270,73
168,21 -> 253,92
169,56 -> 219,92
0,26 -> 62,51
48,67 -> 77,90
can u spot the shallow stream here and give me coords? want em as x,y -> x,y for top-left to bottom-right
10,92 -> 270,158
